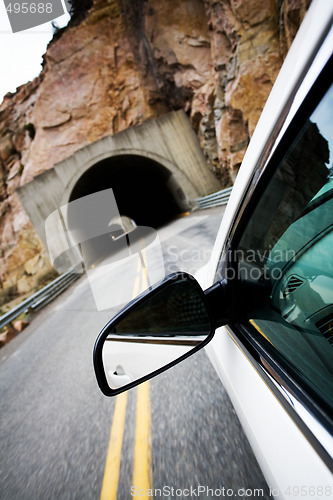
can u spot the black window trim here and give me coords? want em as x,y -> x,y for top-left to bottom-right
227,54 -> 333,255
216,54 -> 333,466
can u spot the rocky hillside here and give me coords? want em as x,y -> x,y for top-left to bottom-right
0,0 -> 311,306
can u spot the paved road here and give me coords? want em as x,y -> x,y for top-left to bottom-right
0,207 -> 270,499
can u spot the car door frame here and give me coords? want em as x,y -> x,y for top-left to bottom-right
204,12 -> 333,493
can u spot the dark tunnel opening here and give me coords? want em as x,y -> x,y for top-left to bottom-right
66,155 -> 191,268
69,155 -> 189,228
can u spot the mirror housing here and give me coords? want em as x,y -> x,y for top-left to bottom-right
93,272 -> 227,396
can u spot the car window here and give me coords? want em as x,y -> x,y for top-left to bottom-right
231,81 -> 333,417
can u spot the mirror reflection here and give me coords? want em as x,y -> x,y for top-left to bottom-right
102,277 -> 212,389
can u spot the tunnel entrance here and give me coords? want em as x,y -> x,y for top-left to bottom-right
69,155 -> 189,229
17,111 -> 221,265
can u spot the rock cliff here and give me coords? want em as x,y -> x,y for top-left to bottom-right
0,0 -> 311,306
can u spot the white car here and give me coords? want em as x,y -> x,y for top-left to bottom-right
94,1 -> 333,497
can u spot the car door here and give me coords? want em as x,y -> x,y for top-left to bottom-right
205,40 -> 333,497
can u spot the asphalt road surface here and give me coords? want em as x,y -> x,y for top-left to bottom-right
0,207 -> 271,499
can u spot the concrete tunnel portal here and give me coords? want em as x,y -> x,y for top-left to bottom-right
66,155 -> 190,267
68,154 -> 189,229
16,111 -> 222,273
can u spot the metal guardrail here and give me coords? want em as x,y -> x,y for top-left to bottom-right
0,270 -> 80,330
195,186 -> 233,209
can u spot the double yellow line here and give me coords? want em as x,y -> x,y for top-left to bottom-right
101,248 -> 153,500
101,391 -> 128,500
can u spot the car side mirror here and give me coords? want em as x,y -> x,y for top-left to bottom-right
93,272 -> 228,396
